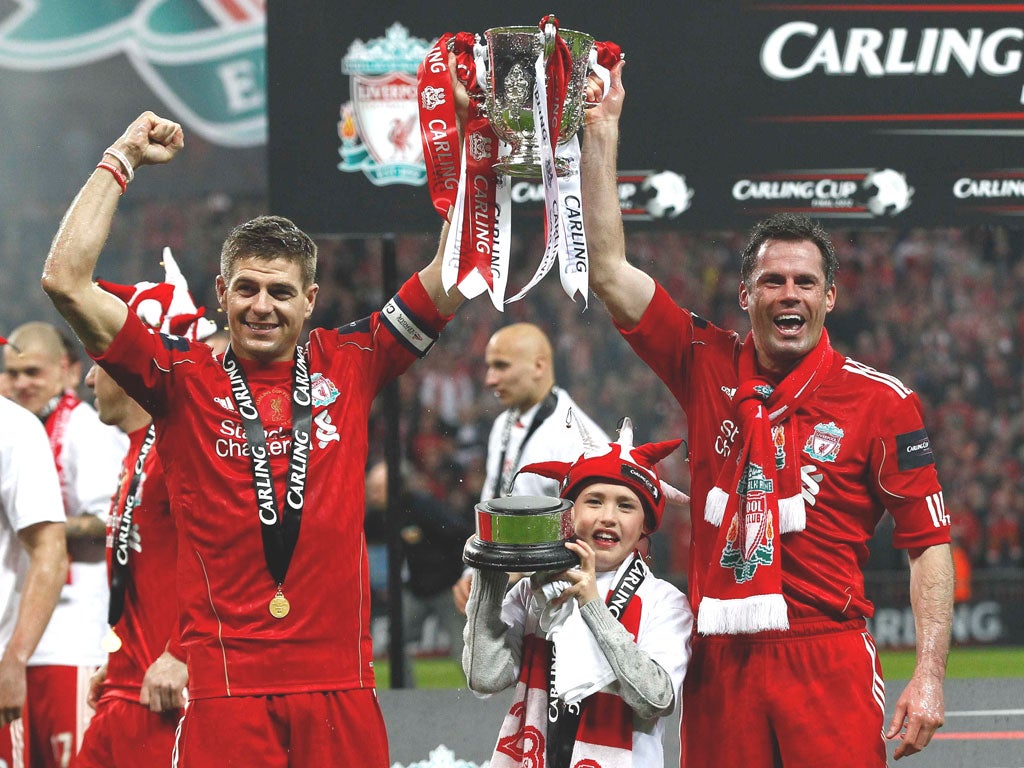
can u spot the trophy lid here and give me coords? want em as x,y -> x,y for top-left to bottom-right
479,495 -> 568,515
466,494 -> 577,572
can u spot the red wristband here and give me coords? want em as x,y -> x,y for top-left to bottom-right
95,161 -> 127,194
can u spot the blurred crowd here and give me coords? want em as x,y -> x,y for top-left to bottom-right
4,197 -> 1022,585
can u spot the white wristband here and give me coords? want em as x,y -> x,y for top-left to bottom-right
103,146 -> 135,183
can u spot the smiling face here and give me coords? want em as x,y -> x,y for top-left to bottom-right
216,256 -> 318,364
739,238 -> 836,376
571,482 -> 646,572
3,345 -> 67,416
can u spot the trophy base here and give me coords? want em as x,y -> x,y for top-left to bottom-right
463,536 -> 579,572
494,154 -> 574,178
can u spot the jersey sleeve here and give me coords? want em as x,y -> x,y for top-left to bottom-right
615,282 -> 694,399
92,310 -> 210,418
318,273 -> 453,394
869,389 -> 950,550
0,402 -> 65,531
616,281 -> 737,408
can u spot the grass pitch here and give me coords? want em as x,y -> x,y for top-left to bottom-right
374,645 -> 1024,689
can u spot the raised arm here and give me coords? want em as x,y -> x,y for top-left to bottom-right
886,542 -> 953,760
580,61 -> 655,328
41,112 -> 184,356
418,218 -> 464,316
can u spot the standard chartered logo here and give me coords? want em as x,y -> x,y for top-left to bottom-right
216,419 -> 293,459
214,414 -> 340,457
314,411 -> 340,448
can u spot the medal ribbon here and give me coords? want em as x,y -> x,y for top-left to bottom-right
223,346 -> 312,593
494,390 -> 558,496
44,390 -> 80,513
108,424 -> 156,626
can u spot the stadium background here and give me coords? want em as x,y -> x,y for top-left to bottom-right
1,4 -> 1022,758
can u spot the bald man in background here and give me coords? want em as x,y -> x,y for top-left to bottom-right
452,323 -> 608,613
2,322 -> 128,768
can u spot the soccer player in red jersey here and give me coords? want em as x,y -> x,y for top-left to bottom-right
73,268 -> 214,768
578,62 -> 953,766
42,107 -> 468,765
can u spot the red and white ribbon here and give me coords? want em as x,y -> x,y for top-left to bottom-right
419,24 -> 622,310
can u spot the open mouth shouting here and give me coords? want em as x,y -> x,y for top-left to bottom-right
774,313 -> 806,336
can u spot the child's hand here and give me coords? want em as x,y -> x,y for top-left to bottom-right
551,539 -> 600,607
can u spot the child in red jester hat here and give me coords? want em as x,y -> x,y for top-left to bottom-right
462,418 -> 693,768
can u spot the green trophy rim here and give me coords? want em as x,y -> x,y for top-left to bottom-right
489,510 -> 566,545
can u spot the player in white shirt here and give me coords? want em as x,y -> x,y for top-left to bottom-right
3,324 -> 128,768
0,394 -> 68,768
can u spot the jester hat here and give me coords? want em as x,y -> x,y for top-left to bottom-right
97,247 -> 218,341
517,417 -> 685,533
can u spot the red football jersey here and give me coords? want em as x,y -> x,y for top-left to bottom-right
95,276 -> 450,699
619,283 -> 950,622
103,426 -> 179,700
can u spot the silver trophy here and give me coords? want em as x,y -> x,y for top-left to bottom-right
482,19 -> 594,177
463,495 -> 579,572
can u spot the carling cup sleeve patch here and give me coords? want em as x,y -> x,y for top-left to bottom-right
895,428 -> 935,471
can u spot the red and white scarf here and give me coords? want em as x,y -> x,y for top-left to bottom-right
698,330 -> 836,635
44,389 -> 78,586
490,556 -> 644,768
44,389 -> 79,514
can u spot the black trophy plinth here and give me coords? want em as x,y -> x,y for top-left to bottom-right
464,495 -> 578,572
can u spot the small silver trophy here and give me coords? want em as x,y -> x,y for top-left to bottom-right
463,495 -> 579,572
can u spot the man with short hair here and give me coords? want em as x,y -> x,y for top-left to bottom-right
3,323 -> 128,768
578,62 -> 953,765
451,323 -> 608,615
480,323 -> 608,501
0,390 -> 68,768
70,362 -> 184,768
42,108 -> 468,767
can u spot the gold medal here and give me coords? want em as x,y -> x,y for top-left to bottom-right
101,627 -> 122,653
269,588 -> 290,619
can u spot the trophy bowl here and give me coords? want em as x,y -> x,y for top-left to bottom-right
463,495 -> 579,571
483,25 -> 594,177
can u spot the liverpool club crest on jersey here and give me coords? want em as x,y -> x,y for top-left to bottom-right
804,422 -> 845,463
310,373 -> 340,407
